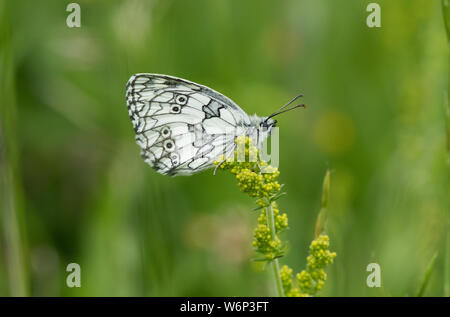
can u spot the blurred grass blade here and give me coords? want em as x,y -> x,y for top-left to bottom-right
0,1 -> 29,296
442,0 -> 450,297
314,169 -> 331,238
443,0 -> 450,43
445,92 -> 450,297
415,252 -> 438,297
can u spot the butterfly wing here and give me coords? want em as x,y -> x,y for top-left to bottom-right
126,73 -> 250,176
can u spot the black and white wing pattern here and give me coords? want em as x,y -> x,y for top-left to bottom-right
126,73 -> 252,176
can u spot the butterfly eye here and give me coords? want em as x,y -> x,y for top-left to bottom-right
171,105 -> 181,113
164,139 -> 175,152
175,95 -> 188,105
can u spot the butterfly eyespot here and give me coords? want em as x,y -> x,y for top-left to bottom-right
175,95 -> 188,105
161,127 -> 171,136
164,139 -> 175,152
171,105 -> 181,113
170,153 -> 180,165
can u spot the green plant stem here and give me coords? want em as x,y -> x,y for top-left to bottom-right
266,204 -> 284,297
271,258 -> 283,297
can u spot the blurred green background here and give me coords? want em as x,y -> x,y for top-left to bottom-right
0,0 -> 448,297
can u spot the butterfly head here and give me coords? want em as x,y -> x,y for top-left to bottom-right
260,117 -> 277,130
261,118 -> 277,142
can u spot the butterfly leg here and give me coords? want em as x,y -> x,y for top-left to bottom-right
213,143 -> 237,176
254,142 -> 262,172
256,158 -> 262,172
213,158 -> 227,175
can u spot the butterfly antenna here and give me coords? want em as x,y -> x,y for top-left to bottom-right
279,94 -> 304,111
265,94 -> 305,122
268,104 -> 306,119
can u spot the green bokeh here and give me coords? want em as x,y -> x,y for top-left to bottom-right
0,0 -> 448,296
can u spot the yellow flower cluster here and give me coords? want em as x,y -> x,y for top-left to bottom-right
214,136 -> 281,200
236,168 -> 264,197
257,202 -> 288,232
252,224 -> 281,260
214,136 -> 287,260
280,265 -> 293,293
307,235 -> 336,269
281,235 -> 336,297
272,202 -> 288,232
214,136 -> 336,297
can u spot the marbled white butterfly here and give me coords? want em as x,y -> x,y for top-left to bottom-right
126,74 -> 304,176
